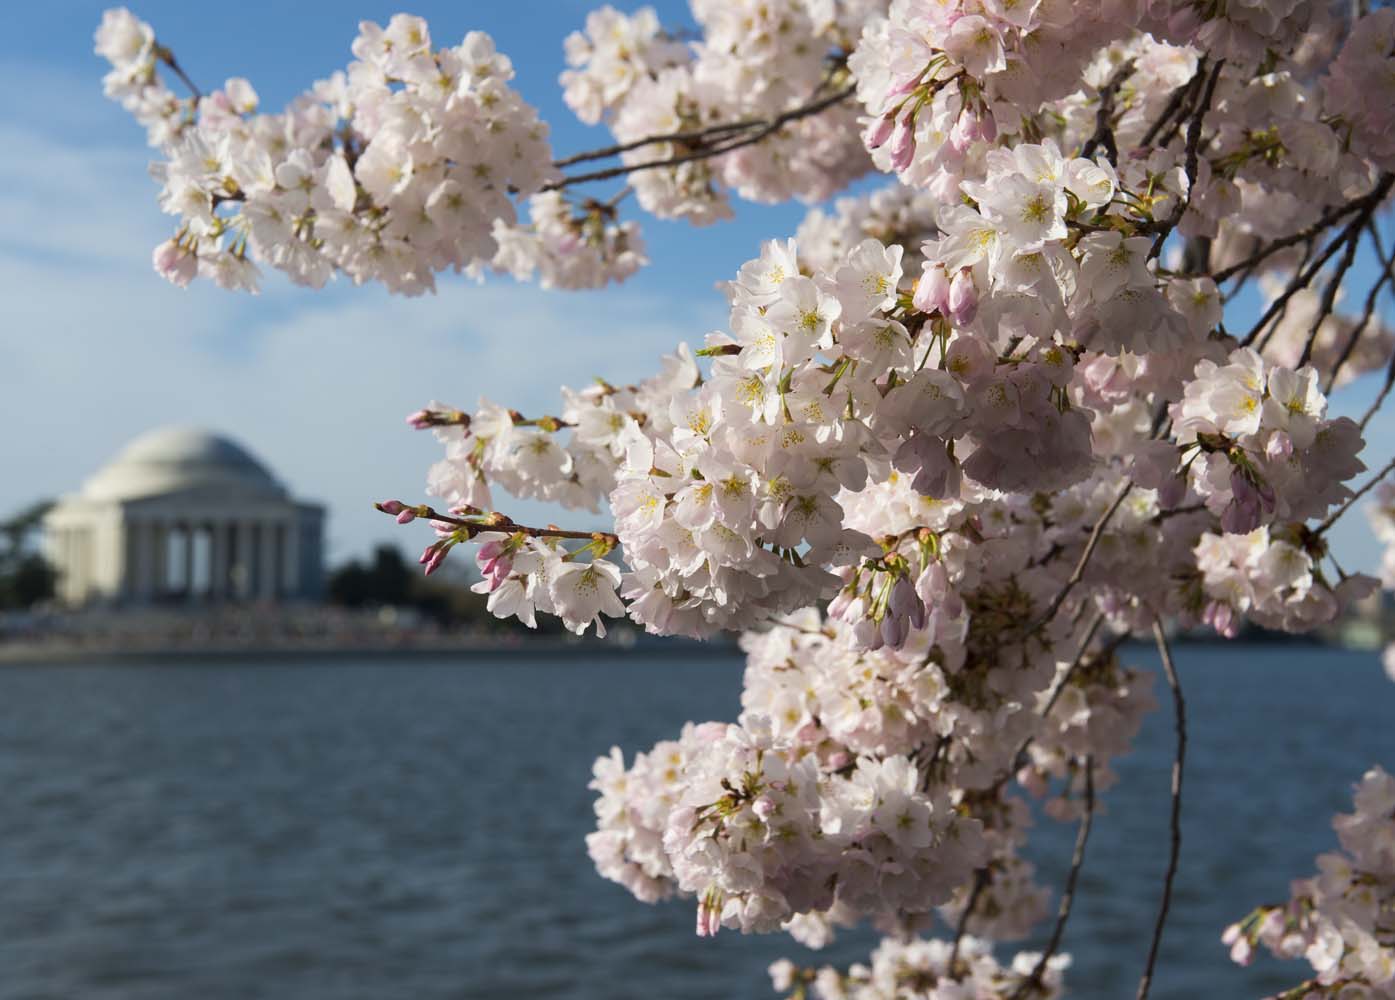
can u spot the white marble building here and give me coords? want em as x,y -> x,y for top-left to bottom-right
44,427 -> 325,606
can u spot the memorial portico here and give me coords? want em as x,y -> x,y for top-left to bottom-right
44,427 -> 325,606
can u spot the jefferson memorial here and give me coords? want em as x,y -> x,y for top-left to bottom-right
44,427 -> 325,606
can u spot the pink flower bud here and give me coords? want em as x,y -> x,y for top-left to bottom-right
887,73 -> 923,100
912,264 -> 951,314
827,587 -> 856,621
948,269 -> 979,326
406,409 -> 432,429
880,613 -> 908,649
696,901 -> 718,937
853,616 -> 883,650
1158,475 -> 1187,509
867,114 -> 895,149
378,500 -> 407,515
1203,600 -> 1238,639
889,117 -> 916,172
152,239 -> 197,287
396,509 -> 417,524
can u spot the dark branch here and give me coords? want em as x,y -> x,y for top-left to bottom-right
1139,65 -> 1205,150
552,119 -> 764,169
1213,198 -> 1372,283
154,45 -> 203,101
1148,59 -> 1224,262
542,84 -> 856,192
1315,454 -> 1395,536
1079,60 -> 1136,167
1136,618 -> 1187,1000
1323,224 -> 1394,393
949,867 -> 991,972
1012,757 -> 1095,1000
1020,482 -> 1134,638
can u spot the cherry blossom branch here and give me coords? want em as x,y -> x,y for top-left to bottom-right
1361,338 -> 1395,430
1212,197 -> 1374,283
1021,482 -> 1134,638
949,866 -> 990,971
1079,60 -> 1136,166
1138,67 -> 1203,149
1148,59 -> 1224,261
375,501 -> 618,545
1136,618 -> 1187,1000
1314,454 -> 1395,535
153,43 -> 202,100
1248,175 -> 1392,351
1297,212 -> 1369,369
1004,610 -> 1108,780
1011,756 -> 1095,1000
553,119 -> 775,169
406,406 -> 575,432
542,84 -> 857,192
1323,224 -> 1394,392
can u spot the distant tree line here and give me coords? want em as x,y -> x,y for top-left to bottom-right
0,502 -> 57,610
327,544 -> 565,633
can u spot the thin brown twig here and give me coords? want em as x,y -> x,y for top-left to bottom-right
378,502 -> 618,545
1314,454 -> 1395,535
1020,482 -> 1134,638
1148,59 -> 1224,262
1011,757 -> 1095,1000
1245,175 -> 1395,349
1297,214 -> 1368,369
949,868 -> 991,971
542,84 -> 856,192
1136,618 -> 1187,1000
1213,198 -> 1371,283
1138,70 -> 1203,149
1005,610 -> 1108,781
1361,343 -> 1395,430
552,119 -> 763,169
1323,225 -> 1394,393
155,46 -> 203,101
1079,60 -> 1136,166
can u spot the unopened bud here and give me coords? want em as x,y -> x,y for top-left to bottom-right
867,114 -> 895,149
912,264 -> 951,314
948,268 -> 979,326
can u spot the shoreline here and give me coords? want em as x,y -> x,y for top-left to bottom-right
0,634 -> 740,665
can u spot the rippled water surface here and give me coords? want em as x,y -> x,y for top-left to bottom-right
0,644 -> 1391,999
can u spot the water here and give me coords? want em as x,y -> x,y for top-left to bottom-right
0,644 -> 1390,1000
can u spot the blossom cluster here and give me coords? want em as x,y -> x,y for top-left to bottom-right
492,191 -> 648,291
96,9 -> 556,294
768,934 -> 1069,1000
1223,767 -> 1395,997
560,1 -> 885,224
424,217 -> 1371,647
588,611 -> 1151,946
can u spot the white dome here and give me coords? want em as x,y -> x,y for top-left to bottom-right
81,427 -> 287,502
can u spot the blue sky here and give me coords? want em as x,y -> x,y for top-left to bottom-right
1,2 -> 1392,576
